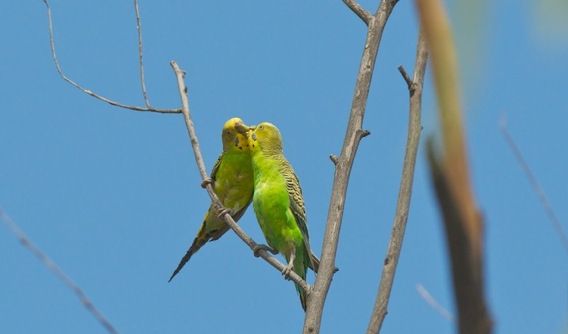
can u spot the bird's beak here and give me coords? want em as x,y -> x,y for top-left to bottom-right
235,122 -> 253,134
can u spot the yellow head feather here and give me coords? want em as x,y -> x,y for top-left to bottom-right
221,117 -> 250,152
250,122 -> 283,153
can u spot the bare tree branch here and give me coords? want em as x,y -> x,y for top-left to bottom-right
169,61 -> 310,293
366,30 -> 428,334
417,0 -> 493,333
416,283 -> 454,322
133,0 -> 151,107
0,209 -> 118,334
303,1 -> 398,333
343,0 -> 373,25
41,0 -> 180,114
499,117 -> 568,254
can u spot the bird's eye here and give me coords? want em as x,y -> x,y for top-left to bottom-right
259,125 -> 264,129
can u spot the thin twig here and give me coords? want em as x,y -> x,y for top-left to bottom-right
398,66 -> 413,90
303,1 -> 398,333
366,30 -> 428,334
169,61 -> 310,293
343,0 -> 373,25
0,209 -> 118,334
133,0 -> 151,107
41,0 -> 179,113
416,283 -> 454,322
499,117 -> 568,254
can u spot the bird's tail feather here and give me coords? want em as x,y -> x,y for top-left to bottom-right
168,220 -> 210,282
296,282 -> 307,312
309,252 -> 339,274
309,252 -> 320,273
293,249 -> 309,311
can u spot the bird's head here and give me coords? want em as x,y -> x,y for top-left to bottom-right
249,122 -> 283,153
221,117 -> 251,152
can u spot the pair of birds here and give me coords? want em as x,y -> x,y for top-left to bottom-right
169,117 -> 318,310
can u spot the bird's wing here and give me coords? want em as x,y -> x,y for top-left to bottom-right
209,200 -> 251,241
279,157 -> 314,267
208,152 -> 252,241
210,154 -> 223,182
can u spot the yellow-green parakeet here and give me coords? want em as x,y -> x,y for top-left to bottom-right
247,122 -> 315,310
169,117 -> 253,282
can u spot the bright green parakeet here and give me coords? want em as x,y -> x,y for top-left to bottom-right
247,122 -> 315,310
169,117 -> 254,282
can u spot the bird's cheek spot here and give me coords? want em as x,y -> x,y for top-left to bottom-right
251,133 -> 257,141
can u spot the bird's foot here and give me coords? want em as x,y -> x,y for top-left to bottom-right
216,207 -> 231,219
253,244 -> 278,257
201,177 -> 213,189
281,262 -> 294,280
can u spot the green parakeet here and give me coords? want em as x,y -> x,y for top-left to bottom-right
247,122 -> 315,310
169,117 -> 254,282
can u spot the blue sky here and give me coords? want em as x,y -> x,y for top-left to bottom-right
1,1 -> 567,333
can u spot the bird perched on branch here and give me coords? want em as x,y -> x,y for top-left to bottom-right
169,117 -> 254,282
242,121 -> 317,310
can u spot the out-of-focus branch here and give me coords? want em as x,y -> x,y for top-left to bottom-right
133,0 -> 151,107
303,1 -> 398,333
169,61 -> 309,293
499,118 -> 568,254
426,143 -> 492,334
41,0 -> 180,113
366,30 -> 428,334
417,0 -> 493,333
416,283 -> 454,322
0,209 -> 118,334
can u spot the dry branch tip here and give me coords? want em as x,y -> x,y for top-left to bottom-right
357,129 -> 371,138
343,0 -> 373,25
398,65 -> 413,90
329,154 -> 339,165
133,0 -> 151,107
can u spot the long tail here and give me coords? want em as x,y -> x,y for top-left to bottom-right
308,252 -> 339,274
293,248 -> 309,311
169,220 -> 212,282
309,252 -> 320,273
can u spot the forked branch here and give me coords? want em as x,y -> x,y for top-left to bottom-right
41,0 -> 179,113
